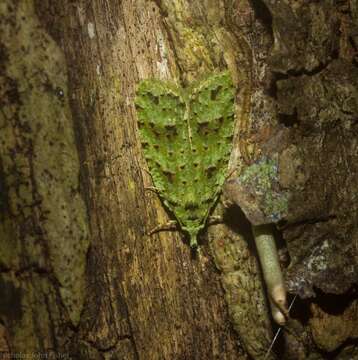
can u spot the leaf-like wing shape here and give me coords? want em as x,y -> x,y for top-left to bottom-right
135,72 -> 235,247
183,72 -> 235,240
135,79 -> 188,206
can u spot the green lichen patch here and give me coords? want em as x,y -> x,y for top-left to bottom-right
238,157 -> 289,222
135,71 -> 235,246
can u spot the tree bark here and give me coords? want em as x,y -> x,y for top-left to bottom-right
0,1 -> 357,360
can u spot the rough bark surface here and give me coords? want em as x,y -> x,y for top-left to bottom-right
0,0 -> 89,354
0,0 -> 357,360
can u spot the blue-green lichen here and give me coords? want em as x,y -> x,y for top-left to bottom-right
238,157 -> 288,222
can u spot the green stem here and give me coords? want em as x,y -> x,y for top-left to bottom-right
252,224 -> 287,325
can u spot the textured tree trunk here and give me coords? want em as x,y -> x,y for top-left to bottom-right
0,1 -> 357,360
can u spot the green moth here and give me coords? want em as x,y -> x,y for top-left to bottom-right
135,71 -> 235,247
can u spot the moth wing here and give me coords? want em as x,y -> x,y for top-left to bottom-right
135,80 -> 188,212
189,71 -> 235,213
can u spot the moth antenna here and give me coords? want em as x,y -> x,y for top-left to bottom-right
264,294 -> 298,360
148,220 -> 178,235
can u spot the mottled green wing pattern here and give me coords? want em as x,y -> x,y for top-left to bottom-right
135,72 -> 235,247
135,79 -> 189,215
185,73 -> 235,241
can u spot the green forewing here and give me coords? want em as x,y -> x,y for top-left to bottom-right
135,72 -> 235,247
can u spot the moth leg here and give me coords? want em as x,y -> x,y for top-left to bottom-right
148,220 -> 178,235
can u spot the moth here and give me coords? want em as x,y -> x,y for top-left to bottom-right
135,71 -> 235,247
